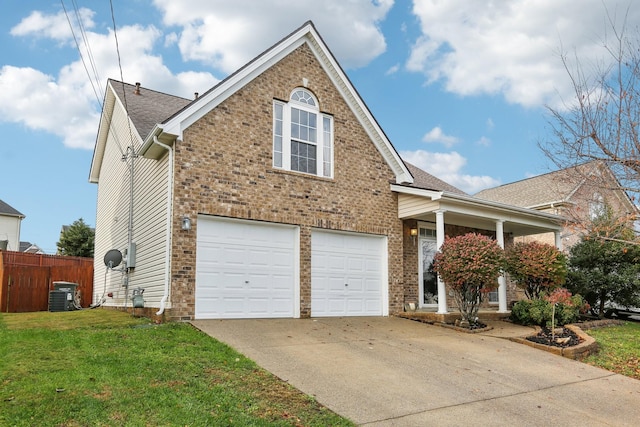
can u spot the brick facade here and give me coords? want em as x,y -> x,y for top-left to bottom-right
167,44 -> 403,320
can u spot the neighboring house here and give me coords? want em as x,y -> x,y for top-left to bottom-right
475,162 -> 638,249
19,241 -> 45,254
90,21 -> 563,321
0,199 -> 24,252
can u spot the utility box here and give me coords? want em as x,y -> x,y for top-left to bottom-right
49,282 -> 79,312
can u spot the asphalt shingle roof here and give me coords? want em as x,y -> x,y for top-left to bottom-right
404,162 -> 468,195
474,163 -> 598,208
109,80 -> 193,140
0,199 -> 24,217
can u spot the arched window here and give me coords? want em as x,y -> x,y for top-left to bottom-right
589,192 -> 605,219
273,89 -> 333,177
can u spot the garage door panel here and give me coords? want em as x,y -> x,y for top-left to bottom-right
312,230 -> 386,317
196,217 -> 297,319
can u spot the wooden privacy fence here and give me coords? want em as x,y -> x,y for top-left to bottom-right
0,251 -> 94,313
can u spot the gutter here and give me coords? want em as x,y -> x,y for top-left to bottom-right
152,135 -> 173,316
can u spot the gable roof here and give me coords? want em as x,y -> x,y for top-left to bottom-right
404,162 -> 467,195
110,80 -> 192,142
475,162 -> 637,212
20,241 -> 43,253
136,20 -> 412,184
0,199 -> 24,218
89,80 -> 192,183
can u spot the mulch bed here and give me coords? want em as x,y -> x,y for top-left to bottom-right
526,327 -> 582,348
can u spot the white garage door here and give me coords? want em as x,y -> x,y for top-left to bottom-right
195,216 -> 298,319
311,230 -> 387,317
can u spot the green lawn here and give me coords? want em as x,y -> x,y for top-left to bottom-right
583,321 -> 640,380
0,310 -> 353,426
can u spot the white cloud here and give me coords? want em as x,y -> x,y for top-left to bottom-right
0,8 -> 218,150
1,2 -> 393,150
10,8 -> 95,42
476,136 -> 491,147
0,65 -> 98,149
407,0 -> 640,108
152,0 -> 393,73
401,149 -> 500,193
422,126 -> 459,147
385,63 -> 400,75
486,118 -> 494,130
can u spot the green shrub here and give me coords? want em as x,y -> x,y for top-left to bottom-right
511,299 -> 553,326
510,289 -> 587,328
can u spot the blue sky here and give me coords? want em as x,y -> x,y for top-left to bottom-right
1,0 -> 637,253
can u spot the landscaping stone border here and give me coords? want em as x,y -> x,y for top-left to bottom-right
397,313 -> 493,333
508,324 -> 599,360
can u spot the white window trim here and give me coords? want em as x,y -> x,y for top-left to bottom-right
273,89 -> 333,178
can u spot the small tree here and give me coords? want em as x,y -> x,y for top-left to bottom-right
504,242 -> 567,299
57,218 -> 95,257
433,233 -> 505,326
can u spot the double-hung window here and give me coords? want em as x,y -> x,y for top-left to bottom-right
273,89 -> 333,178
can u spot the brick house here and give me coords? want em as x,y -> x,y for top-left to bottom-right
89,21 -> 562,321
476,162 -> 638,250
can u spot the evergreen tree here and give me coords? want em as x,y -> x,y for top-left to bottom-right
57,218 -> 95,257
567,209 -> 640,317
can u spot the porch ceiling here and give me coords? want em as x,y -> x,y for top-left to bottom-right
392,184 -> 563,237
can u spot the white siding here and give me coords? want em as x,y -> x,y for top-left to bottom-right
0,215 -> 21,251
398,194 -> 438,218
93,94 -> 170,308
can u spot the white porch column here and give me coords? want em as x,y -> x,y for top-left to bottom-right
554,231 -> 562,251
435,210 -> 448,314
495,220 -> 508,313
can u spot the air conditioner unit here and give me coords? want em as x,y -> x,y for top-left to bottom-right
49,282 -> 79,312
49,290 -> 74,312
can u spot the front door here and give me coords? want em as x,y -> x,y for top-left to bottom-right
419,233 -> 438,308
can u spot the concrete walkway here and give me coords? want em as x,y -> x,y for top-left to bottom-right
192,317 -> 640,426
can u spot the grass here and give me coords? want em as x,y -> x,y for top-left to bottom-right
0,310 -> 353,427
583,321 -> 640,380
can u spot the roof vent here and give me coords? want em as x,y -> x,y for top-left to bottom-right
134,82 -> 141,95
194,92 -> 199,99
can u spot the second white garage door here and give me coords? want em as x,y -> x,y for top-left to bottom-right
311,230 -> 387,317
195,216 -> 298,319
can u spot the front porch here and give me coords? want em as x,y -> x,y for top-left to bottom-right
393,182 -> 564,315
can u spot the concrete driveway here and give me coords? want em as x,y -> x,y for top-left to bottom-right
192,317 -> 640,426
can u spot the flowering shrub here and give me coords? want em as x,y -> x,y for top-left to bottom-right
433,233 -> 505,326
505,242 -> 567,299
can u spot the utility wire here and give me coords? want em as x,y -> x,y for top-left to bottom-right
71,0 -> 102,93
60,0 -> 101,105
60,0 -> 127,157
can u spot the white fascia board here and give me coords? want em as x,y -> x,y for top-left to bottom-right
525,200 -> 573,210
438,199 -> 563,230
391,184 -> 442,199
444,191 -> 563,219
89,84 -> 117,183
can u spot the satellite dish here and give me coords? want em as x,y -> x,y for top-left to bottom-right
104,249 -> 123,268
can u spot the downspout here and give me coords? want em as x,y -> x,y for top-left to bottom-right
153,135 -> 173,316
